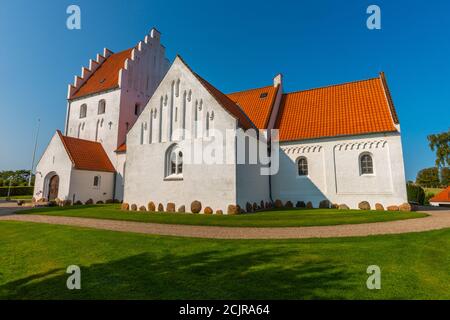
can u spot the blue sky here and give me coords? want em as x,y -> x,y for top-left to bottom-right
0,0 -> 448,180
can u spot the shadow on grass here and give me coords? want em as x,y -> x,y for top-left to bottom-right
0,248 -> 356,300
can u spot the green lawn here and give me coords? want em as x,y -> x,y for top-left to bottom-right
20,204 -> 427,228
0,221 -> 448,299
424,188 -> 444,195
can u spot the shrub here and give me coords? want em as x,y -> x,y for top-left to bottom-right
406,183 -> 425,205
0,186 -> 34,197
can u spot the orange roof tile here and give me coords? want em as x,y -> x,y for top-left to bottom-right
115,143 -> 127,153
57,131 -> 115,172
71,48 -> 133,99
227,85 -> 279,129
276,76 -> 398,142
176,55 -> 256,130
430,186 -> 450,203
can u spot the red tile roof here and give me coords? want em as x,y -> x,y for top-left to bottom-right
71,48 -> 133,99
430,187 -> 450,203
115,143 -> 127,153
276,76 -> 398,142
57,131 -> 115,172
227,85 -> 279,129
177,55 -> 256,130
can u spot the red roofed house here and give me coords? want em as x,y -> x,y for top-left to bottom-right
430,187 -> 450,207
34,27 -> 407,211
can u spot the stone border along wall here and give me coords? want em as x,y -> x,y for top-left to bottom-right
119,199 -> 413,214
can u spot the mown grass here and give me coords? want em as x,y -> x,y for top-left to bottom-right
0,195 -> 32,200
0,221 -> 448,299
20,204 -> 428,227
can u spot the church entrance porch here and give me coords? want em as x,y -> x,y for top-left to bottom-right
42,172 -> 60,201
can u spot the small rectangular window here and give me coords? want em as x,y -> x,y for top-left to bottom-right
259,92 -> 268,99
134,104 -> 140,116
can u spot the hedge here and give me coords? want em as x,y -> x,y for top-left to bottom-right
406,183 -> 425,205
0,186 -> 34,197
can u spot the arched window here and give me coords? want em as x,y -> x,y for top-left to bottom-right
165,144 -> 183,179
80,104 -> 87,118
95,119 -> 100,141
93,175 -> 101,188
297,157 -> 308,176
177,151 -> 183,174
360,153 -> 374,175
98,100 -> 106,114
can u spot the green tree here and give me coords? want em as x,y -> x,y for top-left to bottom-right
441,167 -> 450,187
428,130 -> 450,168
416,167 -> 440,188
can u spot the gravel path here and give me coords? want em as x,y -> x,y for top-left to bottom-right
0,206 -> 449,239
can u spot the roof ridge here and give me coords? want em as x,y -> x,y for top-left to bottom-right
227,85 -> 273,96
284,77 -> 380,96
56,130 -> 75,166
62,133 -> 105,145
379,72 -> 400,124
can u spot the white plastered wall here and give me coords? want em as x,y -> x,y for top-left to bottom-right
272,132 -> 407,208
124,57 -> 242,212
66,89 -> 121,162
68,170 -> 115,204
33,132 -> 73,201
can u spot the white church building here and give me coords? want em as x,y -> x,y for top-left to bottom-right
33,28 -> 408,213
